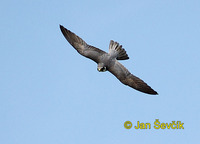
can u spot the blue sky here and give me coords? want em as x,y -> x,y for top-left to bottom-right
1,0 -> 200,143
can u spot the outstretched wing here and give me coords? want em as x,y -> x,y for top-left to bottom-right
108,61 -> 158,95
60,25 -> 106,63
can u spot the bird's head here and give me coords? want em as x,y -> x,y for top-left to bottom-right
97,63 -> 107,72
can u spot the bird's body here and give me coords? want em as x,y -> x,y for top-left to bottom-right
60,25 -> 158,95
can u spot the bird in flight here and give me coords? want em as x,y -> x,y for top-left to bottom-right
60,25 -> 158,95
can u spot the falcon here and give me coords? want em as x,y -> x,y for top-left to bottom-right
60,25 -> 158,95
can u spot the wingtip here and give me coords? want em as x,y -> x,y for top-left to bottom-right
59,24 -> 64,29
140,86 -> 158,95
149,91 -> 158,95
59,25 -> 71,33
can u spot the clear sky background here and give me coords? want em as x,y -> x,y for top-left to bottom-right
1,0 -> 200,143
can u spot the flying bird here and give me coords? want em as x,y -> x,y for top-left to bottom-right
60,25 -> 158,95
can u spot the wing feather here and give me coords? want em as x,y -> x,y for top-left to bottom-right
60,25 -> 106,63
108,61 -> 158,95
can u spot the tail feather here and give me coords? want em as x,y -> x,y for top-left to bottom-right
109,40 -> 129,60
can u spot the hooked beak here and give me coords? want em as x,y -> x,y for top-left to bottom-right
97,67 -> 107,72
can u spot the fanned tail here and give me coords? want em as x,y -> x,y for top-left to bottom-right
109,40 -> 129,60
